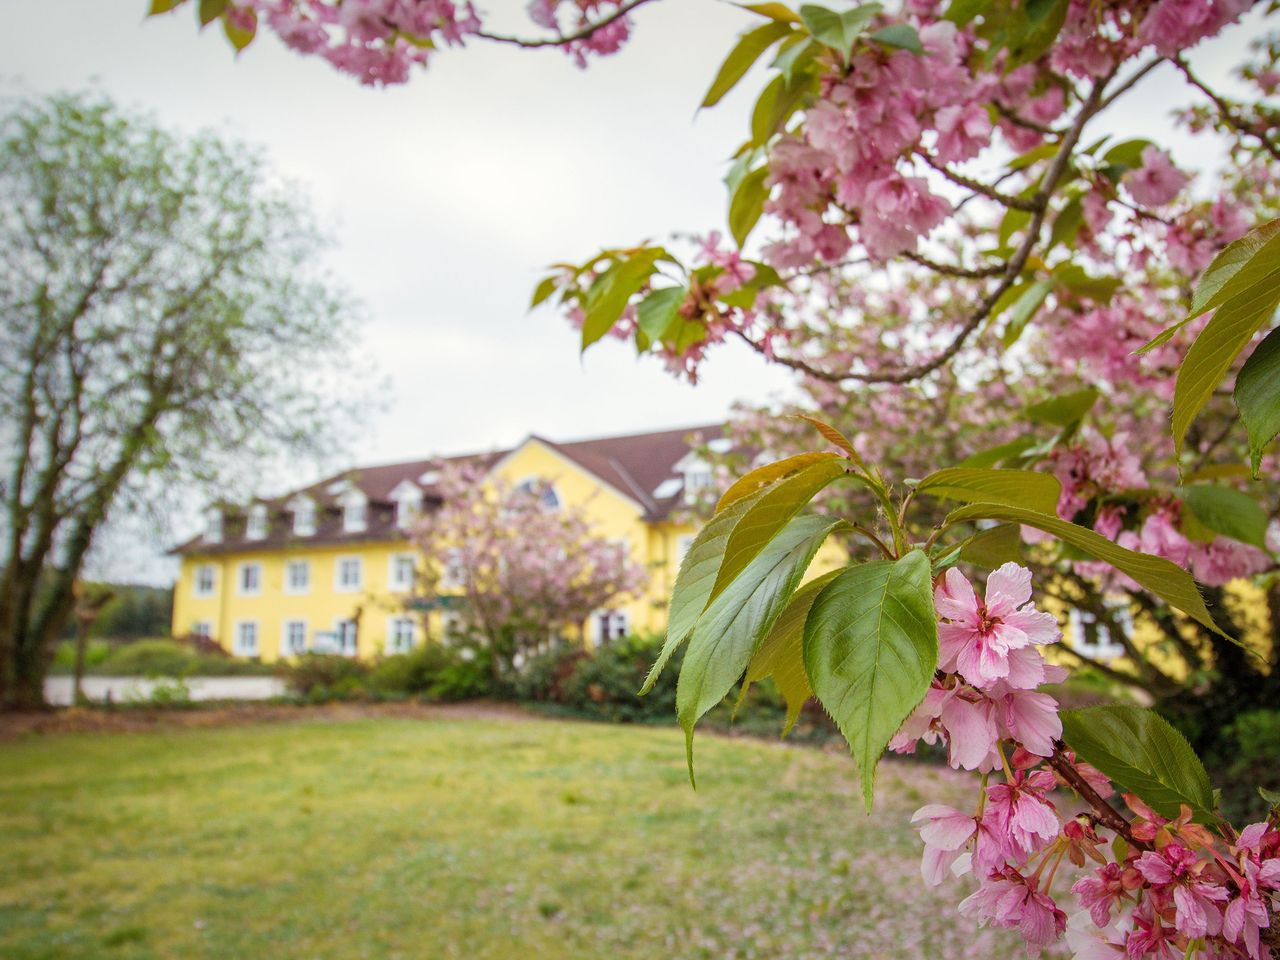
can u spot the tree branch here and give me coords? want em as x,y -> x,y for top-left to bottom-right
917,151 -> 1039,212
1046,746 -> 1149,850
1172,56 -> 1280,163
473,0 -> 658,48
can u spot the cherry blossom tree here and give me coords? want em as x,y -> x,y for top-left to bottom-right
134,2 -> 1280,956
409,464 -> 649,676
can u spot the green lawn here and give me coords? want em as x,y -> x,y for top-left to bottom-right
0,710 -> 1020,959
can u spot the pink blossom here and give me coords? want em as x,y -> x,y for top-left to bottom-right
983,769 -> 1061,862
858,175 -> 951,260
1134,844 -> 1229,939
934,564 -> 1060,689
934,102 -> 992,164
911,803 -> 977,885
1138,0 -> 1250,57
1072,862 -> 1133,928
1125,147 -> 1190,208
958,867 -> 1067,945
1189,538 -> 1270,586
992,687 -> 1062,758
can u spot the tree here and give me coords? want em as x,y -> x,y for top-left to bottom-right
410,464 -> 649,678
134,2 -> 1280,956
0,93 -> 362,709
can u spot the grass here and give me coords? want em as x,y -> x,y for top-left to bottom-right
0,710 -> 1024,959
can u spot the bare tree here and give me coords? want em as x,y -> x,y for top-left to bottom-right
0,93 -> 363,708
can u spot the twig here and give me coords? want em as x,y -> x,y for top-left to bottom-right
993,100 -> 1058,137
474,0 -> 658,48
917,151 -> 1039,212
1172,56 -> 1280,163
1046,745 -> 1149,850
903,250 -> 1005,279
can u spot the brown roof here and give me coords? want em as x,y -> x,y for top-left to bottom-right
174,423 -> 725,555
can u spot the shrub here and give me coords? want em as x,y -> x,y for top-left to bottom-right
284,654 -> 370,700
555,633 -> 680,724
1218,709 -> 1280,822
85,639 -> 275,677
292,643 -> 495,703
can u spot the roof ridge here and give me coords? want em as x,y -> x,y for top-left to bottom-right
551,421 -> 725,448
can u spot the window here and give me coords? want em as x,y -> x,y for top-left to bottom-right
392,483 -> 423,529
193,564 -> 217,598
515,477 -> 560,509
682,466 -> 714,502
595,609 -> 630,644
335,619 -> 358,656
1068,607 -> 1129,660
282,620 -> 308,657
340,489 -> 368,533
440,549 -> 466,589
204,508 -> 223,543
335,556 -> 362,592
234,621 -> 260,657
440,610 -> 464,641
246,504 -> 268,541
285,559 -> 310,595
389,553 -> 416,592
237,562 -> 262,597
387,616 -> 417,654
192,621 -> 213,640
291,498 -> 316,537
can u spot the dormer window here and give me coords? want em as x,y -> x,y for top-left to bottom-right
682,463 -> 714,503
515,477 -> 560,510
339,488 -> 368,533
246,504 -> 268,541
204,507 -> 223,543
288,496 -> 316,537
390,481 -> 424,530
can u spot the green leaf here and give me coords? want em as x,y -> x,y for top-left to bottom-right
1101,138 -> 1153,171
678,516 -> 841,780
581,248 -> 667,350
791,413 -> 866,467
1026,386 -> 1099,426
804,551 -> 938,812
1178,484 -> 1270,550
960,523 -> 1024,568
868,23 -> 924,53
944,0 -> 992,25
1060,705 -> 1216,822
771,34 -> 818,82
741,570 -> 841,734
750,69 -> 817,145
737,1 -> 802,22
915,467 -> 1061,514
944,503 -> 1226,637
1187,218 -> 1280,320
712,459 -> 849,606
635,287 -> 686,343
148,0 -> 187,13
1053,264 -> 1121,304
1172,281 -> 1280,456
1047,197 -> 1083,250
223,8 -> 256,51
702,20 -> 795,108
798,3 -> 882,55
529,275 -> 560,309
717,451 -> 843,512
1000,279 -> 1053,347
197,0 -> 226,25
1008,142 -> 1059,172
642,488 -> 769,694
1234,325 -> 1280,477
958,436 -> 1038,468
729,165 -> 770,247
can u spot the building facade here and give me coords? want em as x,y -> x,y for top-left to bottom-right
172,424 -> 831,661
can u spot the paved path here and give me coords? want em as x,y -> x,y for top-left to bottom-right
43,675 -> 286,706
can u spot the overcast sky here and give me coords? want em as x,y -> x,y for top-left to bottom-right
0,1 -> 1262,583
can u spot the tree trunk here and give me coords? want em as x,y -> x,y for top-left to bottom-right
72,621 -> 91,706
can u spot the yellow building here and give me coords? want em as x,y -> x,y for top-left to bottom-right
172,424 -> 752,662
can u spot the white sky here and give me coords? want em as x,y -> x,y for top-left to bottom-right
0,1 -> 1264,583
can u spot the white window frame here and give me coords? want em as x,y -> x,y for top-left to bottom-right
193,563 -> 217,598
386,616 -> 418,655
335,619 -> 358,657
234,620 -> 260,657
282,619 -> 308,658
1068,606 -> 1129,660
289,496 -> 316,537
440,548 -> 466,590
340,489 -> 368,534
284,559 -> 311,595
246,504 -> 269,541
388,552 -> 417,593
237,561 -> 263,597
192,621 -> 213,640
334,555 -> 363,593
595,609 -> 630,644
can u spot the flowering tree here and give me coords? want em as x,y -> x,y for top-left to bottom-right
410,465 -> 648,674
138,1 -> 1280,956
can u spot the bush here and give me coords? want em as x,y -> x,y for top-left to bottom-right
1218,709 -> 1280,822
289,643 -> 494,703
82,639 -> 275,677
48,639 -> 112,674
284,654 -> 370,700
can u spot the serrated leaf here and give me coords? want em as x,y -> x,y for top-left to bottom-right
1026,387 -> 1099,426
1234,325 -> 1280,477
729,165 -> 770,246
771,34 -> 818,81
791,413 -> 865,466
1178,484 -> 1270,549
718,451 -> 843,512
750,69 -> 817,145
798,3 -> 882,54
1172,281 -> 1280,456
642,488 -> 768,693
635,286 -> 686,343
581,248 -> 667,350
958,437 -> 1038,469
678,516 -> 841,780
944,503 -> 1226,637
915,467 -> 1060,514
712,459 -> 849,605
960,523 -> 1024,568
868,23 -> 923,53
742,569 -> 841,734
804,551 -> 938,812
702,20 -> 795,108
737,1 -> 802,22
1186,218 -> 1280,320
1060,705 -> 1216,822
1000,279 -> 1053,347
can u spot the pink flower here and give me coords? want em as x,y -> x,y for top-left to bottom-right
858,175 -> 951,260
934,103 -> 992,164
958,867 -> 1067,945
1072,862 -> 1133,928
1189,538 -> 1270,586
911,803 -> 977,886
983,769 -> 1060,862
934,564 -> 1060,689
1134,844 -> 1229,939
1125,147 -> 1190,207
992,687 -> 1062,757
